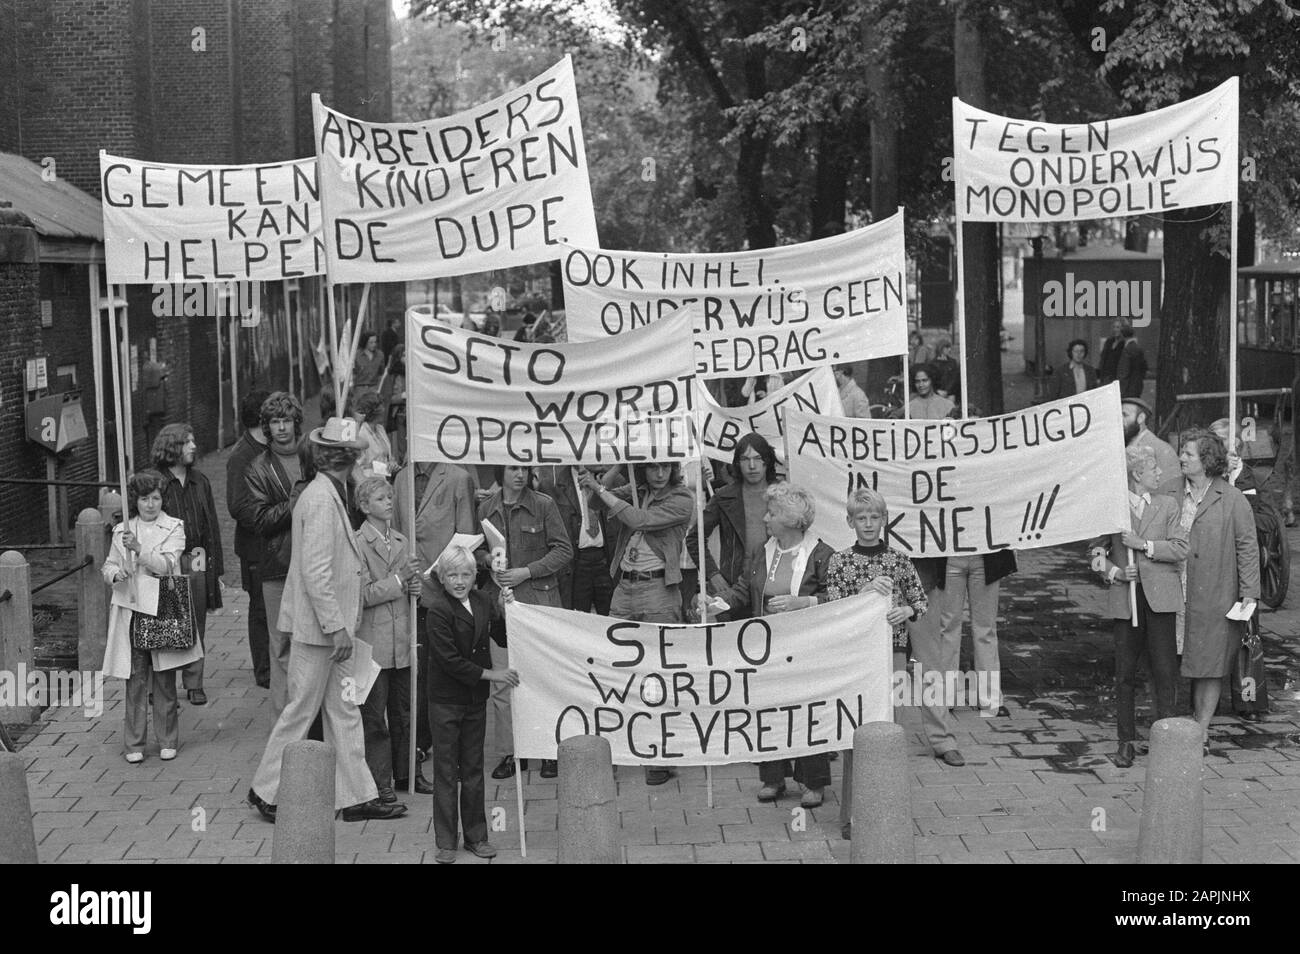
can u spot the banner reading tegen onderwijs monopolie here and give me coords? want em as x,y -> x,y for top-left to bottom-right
100,152 -> 323,284
954,77 -> 1237,223
786,383 -> 1129,556
406,307 -> 697,466
508,595 -> 892,765
562,210 -> 908,377
313,56 -> 599,282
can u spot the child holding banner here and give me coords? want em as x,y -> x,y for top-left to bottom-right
824,488 -> 928,839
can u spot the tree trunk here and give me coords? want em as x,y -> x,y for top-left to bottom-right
737,45 -> 775,249
954,0 -> 1003,414
810,121 -> 849,238
1156,207 -> 1231,424
865,57 -> 898,221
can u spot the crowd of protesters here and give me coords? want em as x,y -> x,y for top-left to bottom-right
98,317 -> 1274,859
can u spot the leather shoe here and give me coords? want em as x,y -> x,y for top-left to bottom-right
540,759 -> 558,779
247,788 -> 276,823
338,799 -> 408,822
464,839 -> 498,859
938,749 -> 966,767
800,787 -> 824,808
491,755 -> 516,780
187,688 -> 208,706
394,773 -> 435,795
757,782 -> 786,802
841,822 -> 852,840
377,785 -> 398,805
434,848 -> 457,864
1113,742 -> 1135,768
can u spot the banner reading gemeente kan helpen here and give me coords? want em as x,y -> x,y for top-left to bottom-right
787,383 -> 1130,557
508,595 -> 893,765
954,77 -> 1237,222
407,307 -> 698,466
99,153 -> 323,284
313,56 -> 599,283
562,210 -> 908,377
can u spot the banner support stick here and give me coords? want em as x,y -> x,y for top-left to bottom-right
326,281 -> 343,414
404,308 -> 419,799
216,312 -> 224,446
515,751 -> 528,858
339,282 -> 373,400
106,288 -> 129,510
693,406 -> 714,810
954,212 -> 970,420
1126,548 -> 1138,627
1228,199 -> 1239,441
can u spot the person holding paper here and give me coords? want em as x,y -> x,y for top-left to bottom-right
581,461 -> 694,786
1091,445 -> 1187,768
1160,429 -> 1260,751
703,483 -> 835,807
354,475 -> 431,802
686,434 -> 779,622
247,418 -> 406,823
427,546 -> 516,864
102,470 -> 192,764
478,464 -> 573,780
823,488 -> 928,839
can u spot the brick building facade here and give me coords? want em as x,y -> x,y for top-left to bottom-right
0,0 -> 392,544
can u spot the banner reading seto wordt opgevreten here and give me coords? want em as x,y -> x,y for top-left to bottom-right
954,77 -> 1237,223
696,366 -> 843,463
786,383 -> 1130,557
313,56 -> 599,283
406,307 -> 697,466
508,595 -> 892,765
100,153 -> 324,284
562,210 -> 908,377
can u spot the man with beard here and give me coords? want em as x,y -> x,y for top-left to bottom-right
153,423 -> 224,707
1122,397 -> 1178,481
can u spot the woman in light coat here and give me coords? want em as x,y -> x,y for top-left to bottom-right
102,470 -> 202,763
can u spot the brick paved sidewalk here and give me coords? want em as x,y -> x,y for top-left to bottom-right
13,443 -> 1300,863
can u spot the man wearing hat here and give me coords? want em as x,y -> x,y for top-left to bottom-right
248,416 -> 406,822
1122,397 -> 1178,482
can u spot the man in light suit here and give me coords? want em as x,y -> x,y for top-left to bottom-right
1091,444 -> 1188,768
393,460 -> 480,765
248,418 -> 407,822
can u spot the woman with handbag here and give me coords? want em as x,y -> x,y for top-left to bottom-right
102,470 -> 202,764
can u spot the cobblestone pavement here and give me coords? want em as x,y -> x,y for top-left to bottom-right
13,430 -> 1300,863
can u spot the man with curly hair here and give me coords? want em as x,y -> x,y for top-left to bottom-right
153,422 -> 224,707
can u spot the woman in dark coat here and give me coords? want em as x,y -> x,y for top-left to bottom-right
1160,429 -> 1260,749
1050,339 -> 1100,400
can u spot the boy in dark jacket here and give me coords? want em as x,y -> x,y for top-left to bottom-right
426,545 -> 517,864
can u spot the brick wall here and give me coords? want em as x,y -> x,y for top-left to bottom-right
150,0 -> 236,164
237,0 -> 295,161
0,247 -> 47,543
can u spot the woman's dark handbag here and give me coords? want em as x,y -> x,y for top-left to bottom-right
131,575 -> 197,651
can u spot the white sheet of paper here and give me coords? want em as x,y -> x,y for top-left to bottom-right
112,574 -> 160,616
1226,601 -> 1254,621
346,638 -> 383,705
481,518 -> 506,554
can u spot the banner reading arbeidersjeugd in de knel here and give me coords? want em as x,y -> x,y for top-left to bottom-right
313,56 -> 599,283
787,383 -> 1130,557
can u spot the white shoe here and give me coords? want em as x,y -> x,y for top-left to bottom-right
125,751 -> 145,764
160,748 -> 177,761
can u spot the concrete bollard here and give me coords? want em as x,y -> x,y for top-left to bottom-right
0,752 -> 39,863
850,721 -> 915,864
76,509 -> 110,672
557,736 -> 619,864
1137,716 -> 1203,864
271,740 -> 336,864
0,551 -> 38,723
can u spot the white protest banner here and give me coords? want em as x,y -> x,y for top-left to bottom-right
407,306 -> 697,465
697,366 -> 843,463
563,210 -> 908,377
509,595 -> 892,765
954,78 -> 1238,223
786,383 -> 1129,556
100,153 -> 323,284
313,56 -> 599,283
